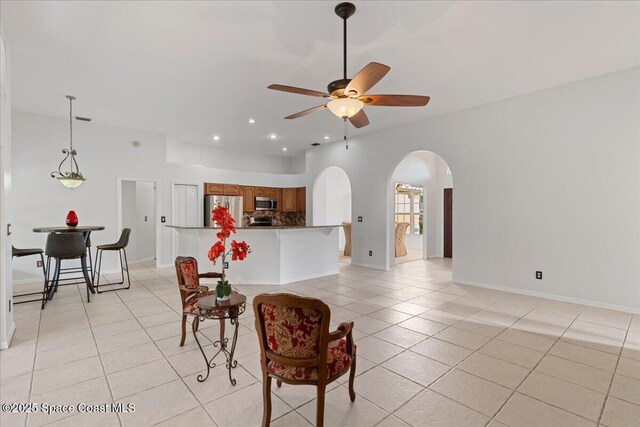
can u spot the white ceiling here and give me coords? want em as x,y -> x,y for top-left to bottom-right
2,1 -> 639,157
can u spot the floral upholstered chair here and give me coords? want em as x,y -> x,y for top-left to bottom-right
174,256 -> 224,346
253,293 -> 356,427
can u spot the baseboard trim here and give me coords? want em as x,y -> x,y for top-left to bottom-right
350,261 -> 389,271
0,322 -> 16,350
452,278 -> 640,314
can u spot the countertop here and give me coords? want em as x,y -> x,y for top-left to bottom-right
165,225 -> 343,230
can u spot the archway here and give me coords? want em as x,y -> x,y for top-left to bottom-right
388,151 -> 453,266
313,166 -> 352,263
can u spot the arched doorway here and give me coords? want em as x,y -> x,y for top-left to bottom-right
313,166 -> 352,263
388,151 -> 453,265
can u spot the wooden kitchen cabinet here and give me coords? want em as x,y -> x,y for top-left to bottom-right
205,183 -> 224,195
254,187 -> 266,197
241,186 -> 255,211
265,187 -> 278,197
223,184 -> 240,195
296,187 -> 306,212
282,188 -> 296,212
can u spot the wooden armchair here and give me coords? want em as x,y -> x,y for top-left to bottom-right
174,256 -> 223,346
254,293 -> 356,427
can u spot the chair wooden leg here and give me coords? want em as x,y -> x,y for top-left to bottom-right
276,380 -> 282,388
348,353 -> 357,402
316,383 -> 327,427
180,315 -> 187,346
262,375 -> 272,427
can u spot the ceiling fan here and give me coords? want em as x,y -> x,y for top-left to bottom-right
268,2 -> 430,129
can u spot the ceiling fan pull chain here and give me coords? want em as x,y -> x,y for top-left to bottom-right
344,117 -> 348,150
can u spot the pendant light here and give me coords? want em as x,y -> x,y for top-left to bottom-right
51,95 -> 85,188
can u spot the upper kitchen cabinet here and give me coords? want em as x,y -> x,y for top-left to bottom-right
296,187 -> 306,212
223,184 -> 240,195
241,186 -> 255,211
255,187 -> 266,197
282,188 -> 296,212
205,183 -> 224,195
265,187 -> 278,197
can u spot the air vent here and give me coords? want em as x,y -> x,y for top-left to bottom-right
75,116 -> 91,122
311,143 -> 321,146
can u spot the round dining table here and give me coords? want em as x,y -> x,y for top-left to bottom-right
33,226 -> 105,300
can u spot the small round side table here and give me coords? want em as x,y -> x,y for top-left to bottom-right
192,292 -> 247,385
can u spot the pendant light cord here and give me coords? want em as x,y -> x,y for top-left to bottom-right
69,96 -> 74,172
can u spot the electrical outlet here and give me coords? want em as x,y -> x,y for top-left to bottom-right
357,216 -> 363,222
161,216 -> 166,223
37,260 -> 43,268
535,271 -> 542,280
368,250 -> 372,256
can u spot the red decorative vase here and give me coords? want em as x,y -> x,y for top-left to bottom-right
66,210 -> 78,227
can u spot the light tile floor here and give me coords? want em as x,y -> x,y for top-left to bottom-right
1,258 -> 639,427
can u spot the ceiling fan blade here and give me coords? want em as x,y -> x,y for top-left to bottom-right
348,109 -> 369,128
285,104 -> 327,120
359,94 -> 430,107
268,84 -> 329,98
344,62 -> 391,96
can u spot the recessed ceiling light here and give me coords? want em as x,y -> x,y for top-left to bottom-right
213,135 -> 220,141
323,136 -> 330,140
248,119 -> 255,124
282,147 -> 287,151
269,134 -> 277,140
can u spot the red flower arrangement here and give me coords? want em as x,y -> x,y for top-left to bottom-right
207,205 -> 251,300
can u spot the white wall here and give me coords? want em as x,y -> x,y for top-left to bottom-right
166,137 -> 304,175
10,112 -> 306,282
306,67 -> 640,312
312,166 -> 351,248
0,31 -> 14,348
390,151 -> 453,257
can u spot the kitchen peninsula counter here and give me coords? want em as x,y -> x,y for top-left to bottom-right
167,225 -> 341,285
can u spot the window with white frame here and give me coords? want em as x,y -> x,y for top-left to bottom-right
394,183 -> 423,235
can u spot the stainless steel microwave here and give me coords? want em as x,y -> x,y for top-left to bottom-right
255,197 -> 277,211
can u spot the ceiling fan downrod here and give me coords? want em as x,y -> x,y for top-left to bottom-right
335,2 -> 356,81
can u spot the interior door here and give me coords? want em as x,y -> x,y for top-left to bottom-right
443,188 -> 453,258
174,184 -> 199,226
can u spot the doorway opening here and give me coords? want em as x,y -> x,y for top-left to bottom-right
118,179 -> 159,267
312,166 -> 352,264
388,151 -> 453,266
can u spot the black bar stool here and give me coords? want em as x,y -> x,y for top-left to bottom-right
12,245 -> 48,309
45,233 -> 95,302
94,228 -> 131,293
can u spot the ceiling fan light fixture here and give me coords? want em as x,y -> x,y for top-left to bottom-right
327,98 -> 364,118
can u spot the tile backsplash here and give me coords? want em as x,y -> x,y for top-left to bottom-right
242,211 -> 306,227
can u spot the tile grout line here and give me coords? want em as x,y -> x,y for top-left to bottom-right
76,277 -> 125,427
596,320 -> 631,426
24,294 -> 44,427
117,263 -> 220,426
480,303 -> 585,427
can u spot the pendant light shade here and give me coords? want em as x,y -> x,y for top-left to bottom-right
327,97 -> 364,118
51,95 -> 85,188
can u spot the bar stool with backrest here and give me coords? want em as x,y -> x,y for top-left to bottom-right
12,245 -> 49,309
93,228 -> 131,293
45,233 -> 95,302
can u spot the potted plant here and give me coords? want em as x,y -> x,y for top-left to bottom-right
207,205 -> 251,301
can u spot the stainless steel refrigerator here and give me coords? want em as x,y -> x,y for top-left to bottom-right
204,195 -> 243,227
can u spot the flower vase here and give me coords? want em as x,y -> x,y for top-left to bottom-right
66,210 -> 78,227
216,279 -> 232,302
